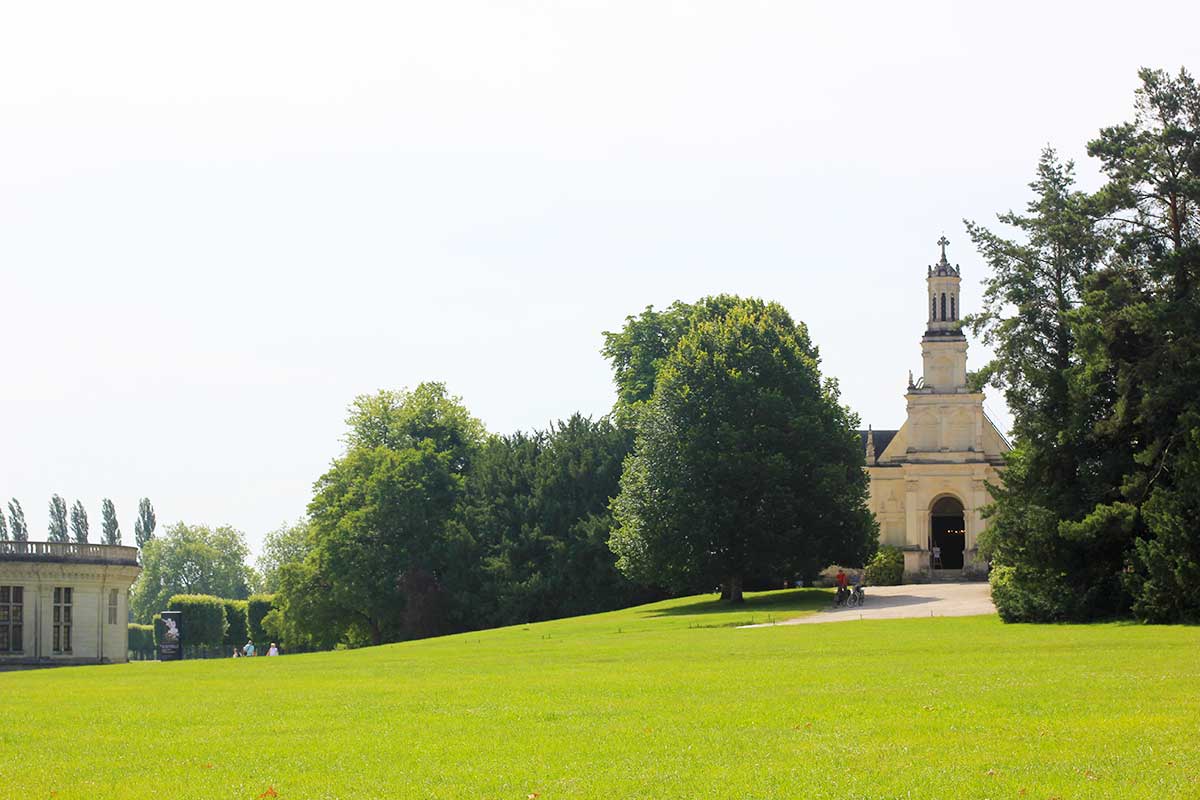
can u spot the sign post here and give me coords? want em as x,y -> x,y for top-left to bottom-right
157,610 -> 183,661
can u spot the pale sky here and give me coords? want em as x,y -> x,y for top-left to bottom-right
2,2 -> 1196,556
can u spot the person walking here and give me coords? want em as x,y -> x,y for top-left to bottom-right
244,640 -> 256,657
267,643 -> 279,657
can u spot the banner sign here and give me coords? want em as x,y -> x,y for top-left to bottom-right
157,611 -> 183,661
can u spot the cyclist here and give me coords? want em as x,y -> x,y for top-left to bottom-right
834,568 -> 849,606
850,571 -> 866,606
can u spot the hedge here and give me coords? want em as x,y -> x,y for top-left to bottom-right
166,594 -> 228,649
151,613 -> 165,649
222,599 -> 249,647
864,545 -> 905,586
128,623 -> 155,658
247,594 -> 276,647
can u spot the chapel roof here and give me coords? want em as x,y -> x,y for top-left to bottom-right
857,429 -> 899,462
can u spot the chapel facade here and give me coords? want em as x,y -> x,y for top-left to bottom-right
858,238 -> 1010,582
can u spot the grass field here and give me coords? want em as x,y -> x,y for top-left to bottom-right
2,589 -> 1199,799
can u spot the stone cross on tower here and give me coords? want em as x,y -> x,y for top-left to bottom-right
937,235 -> 950,263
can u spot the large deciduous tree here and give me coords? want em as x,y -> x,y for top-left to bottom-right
48,495 -> 69,542
608,297 -> 876,603
130,522 -> 255,622
601,296 -> 743,423
101,499 -> 121,545
255,519 -> 311,594
284,383 -> 485,646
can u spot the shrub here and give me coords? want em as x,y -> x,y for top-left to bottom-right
222,599 -> 249,647
988,564 -> 1078,623
128,623 -> 155,658
247,594 -> 276,648
166,594 -> 228,649
815,565 -> 863,588
864,546 -> 904,586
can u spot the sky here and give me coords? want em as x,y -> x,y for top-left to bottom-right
1,1 -> 1197,557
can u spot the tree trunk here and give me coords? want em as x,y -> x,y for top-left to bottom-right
727,575 -> 744,604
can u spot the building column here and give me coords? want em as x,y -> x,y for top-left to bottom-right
904,477 -> 922,548
40,585 -> 53,661
964,476 -> 989,579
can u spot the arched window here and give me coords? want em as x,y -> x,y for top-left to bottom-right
950,295 -> 956,320
931,295 -> 937,320
940,293 -> 947,321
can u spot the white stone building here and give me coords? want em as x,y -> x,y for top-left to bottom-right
0,541 -> 141,667
858,238 -> 1010,581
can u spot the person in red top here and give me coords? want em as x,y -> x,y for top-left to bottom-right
835,569 -> 849,605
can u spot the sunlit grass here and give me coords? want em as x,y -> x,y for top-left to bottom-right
1,589 -> 1197,799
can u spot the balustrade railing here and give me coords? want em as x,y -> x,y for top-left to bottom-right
0,540 -> 140,565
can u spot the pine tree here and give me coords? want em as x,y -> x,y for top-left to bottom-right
101,498 -> 121,545
134,498 -> 156,549
8,500 -> 28,542
48,495 -> 69,543
70,500 -> 89,543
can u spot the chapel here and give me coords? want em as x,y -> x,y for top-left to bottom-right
858,238 -> 1010,582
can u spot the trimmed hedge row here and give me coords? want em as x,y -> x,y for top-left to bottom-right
248,594 -> 275,648
128,623 -> 155,658
167,594 -> 229,649
143,594 -> 279,658
222,599 -> 249,647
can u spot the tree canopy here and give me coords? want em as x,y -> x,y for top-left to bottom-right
131,522 -> 255,623
975,67 -> 1200,623
608,296 -> 876,602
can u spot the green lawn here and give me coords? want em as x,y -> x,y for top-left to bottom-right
2,589 -> 1198,799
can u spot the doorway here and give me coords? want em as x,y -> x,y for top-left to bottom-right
930,496 -> 965,570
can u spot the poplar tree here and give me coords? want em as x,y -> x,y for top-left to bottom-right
134,498 -> 157,549
0,506 -> 7,542
8,500 -> 28,542
48,495 -> 69,543
101,498 -> 121,545
70,500 -> 90,543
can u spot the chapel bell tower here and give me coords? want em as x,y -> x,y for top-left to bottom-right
919,236 -> 968,392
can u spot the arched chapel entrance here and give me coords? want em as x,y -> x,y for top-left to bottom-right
929,496 -> 965,570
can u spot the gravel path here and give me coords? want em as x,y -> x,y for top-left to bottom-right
742,582 -> 995,627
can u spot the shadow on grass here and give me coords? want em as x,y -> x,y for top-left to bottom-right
640,588 -> 832,619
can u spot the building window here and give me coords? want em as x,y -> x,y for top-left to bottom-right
951,294 -> 956,320
108,588 -> 119,625
0,586 -> 23,653
941,293 -> 947,321
931,295 -> 936,320
53,587 -> 73,654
